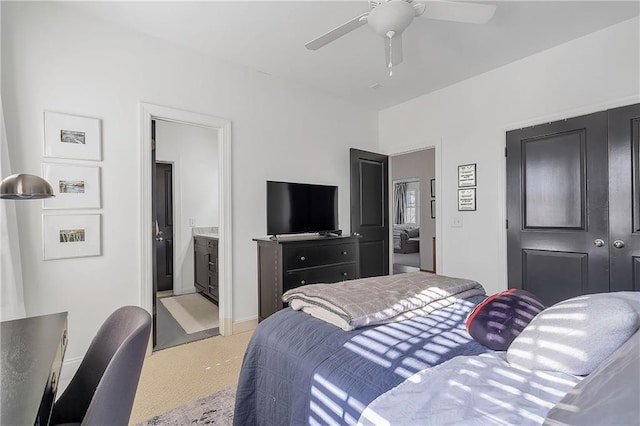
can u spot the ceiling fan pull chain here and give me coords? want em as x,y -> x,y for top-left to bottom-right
387,30 -> 395,77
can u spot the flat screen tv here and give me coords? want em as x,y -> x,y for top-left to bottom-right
267,181 -> 338,236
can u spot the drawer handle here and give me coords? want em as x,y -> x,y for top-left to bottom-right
342,272 -> 348,276
300,256 -> 306,261
301,280 -> 306,285
341,251 -> 348,255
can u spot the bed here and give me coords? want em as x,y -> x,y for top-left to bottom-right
233,272 -> 640,426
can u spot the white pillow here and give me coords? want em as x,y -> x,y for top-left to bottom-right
506,293 -> 640,376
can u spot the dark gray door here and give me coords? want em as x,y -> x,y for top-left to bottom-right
506,112 -> 610,305
350,148 -> 389,278
155,162 -> 174,292
608,103 -> 640,291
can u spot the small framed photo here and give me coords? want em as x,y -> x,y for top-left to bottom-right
44,111 -> 102,160
43,214 -> 101,260
430,199 -> 436,219
42,163 -> 101,209
430,179 -> 435,198
458,188 -> 477,211
458,163 -> 477,187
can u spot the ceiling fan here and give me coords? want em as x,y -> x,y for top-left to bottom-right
305,0 -> 497,74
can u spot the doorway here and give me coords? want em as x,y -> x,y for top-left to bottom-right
140,103 -> 233,353
390,148 -> 436,274
152,119 -> 220,351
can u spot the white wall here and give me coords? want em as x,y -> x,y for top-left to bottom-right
391,149 -> 436,270
155,120 -> 219,295
379,17 -> 640,296
2,2 -> 377,375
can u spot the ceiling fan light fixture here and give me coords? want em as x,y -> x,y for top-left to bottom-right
368,0 -> 415,36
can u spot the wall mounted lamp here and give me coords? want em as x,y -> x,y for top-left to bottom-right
0,174 -> 54,200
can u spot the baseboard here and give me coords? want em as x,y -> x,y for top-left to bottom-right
232,317 -> 258,334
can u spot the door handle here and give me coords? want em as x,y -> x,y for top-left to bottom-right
154,220 -> 164,242
613,240 -> 625,249
593,239 -> 604,247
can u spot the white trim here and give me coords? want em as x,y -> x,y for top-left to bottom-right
386,140 -> 442,274
496,95 -> 640,292
232,317 -> 258,335
139,103 -> 233,350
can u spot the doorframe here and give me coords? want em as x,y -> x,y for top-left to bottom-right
140,103 -> 233,341
385,139 -> 442,275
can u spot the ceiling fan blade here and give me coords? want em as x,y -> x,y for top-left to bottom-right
305,12 -> 369,50
384,34 -> 403,67
418,0 -> 496,24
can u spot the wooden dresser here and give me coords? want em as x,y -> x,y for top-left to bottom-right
254,235 -> 360,321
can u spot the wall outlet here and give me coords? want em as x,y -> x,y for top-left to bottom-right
452,217 -> 463,228
189,218 -> 195,227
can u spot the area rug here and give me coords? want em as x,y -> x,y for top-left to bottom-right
160,293 -> 219,334
137,386 -> 235,426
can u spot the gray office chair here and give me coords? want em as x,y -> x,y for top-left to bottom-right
50,306 -> 152,426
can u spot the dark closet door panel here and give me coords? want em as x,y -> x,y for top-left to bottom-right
523,130 -> 585,229
359,160 -> 385,226
507,111 -> 609,302
522,250 -> 588,306
608,103 -> 640,291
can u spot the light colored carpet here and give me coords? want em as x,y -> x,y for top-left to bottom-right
130,331 -> 253,425
136,386 -> 235,426
160,293 -> 219,334
394,252 -> 420,268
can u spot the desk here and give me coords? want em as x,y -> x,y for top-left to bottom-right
1,312 -> 68,426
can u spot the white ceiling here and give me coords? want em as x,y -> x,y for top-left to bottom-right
69,1 -> 639,110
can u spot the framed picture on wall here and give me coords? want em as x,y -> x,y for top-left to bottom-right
430,179 -> 435,198
431,199 -> 436,219
42,163 -> 101,209
458,188 -> 477,211
44,111 -> 102,160
458,163 -> 477,187
43,214 -> 101,260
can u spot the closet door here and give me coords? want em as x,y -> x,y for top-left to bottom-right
506,111 -> 610,305
608,104 -> 640,291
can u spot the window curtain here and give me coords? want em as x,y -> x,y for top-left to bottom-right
394,182 -> 408,224
0,100 -> 26,320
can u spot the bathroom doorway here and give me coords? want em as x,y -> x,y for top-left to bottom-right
152,119 -> 220,350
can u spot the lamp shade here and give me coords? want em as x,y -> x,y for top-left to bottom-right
0,174 -> 55,199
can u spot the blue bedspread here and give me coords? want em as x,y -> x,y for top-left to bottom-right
233,294 -> 489,426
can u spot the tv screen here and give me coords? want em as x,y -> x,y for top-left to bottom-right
267,181 -> 338,235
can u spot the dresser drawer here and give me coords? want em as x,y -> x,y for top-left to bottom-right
284,263 -> 357,291
285,243 -> 356,270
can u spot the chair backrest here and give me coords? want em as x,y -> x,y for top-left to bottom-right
51,306 -> 151,426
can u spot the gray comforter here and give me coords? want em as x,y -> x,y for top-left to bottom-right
233,295 -> 490,426
283,271 -> 485,330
